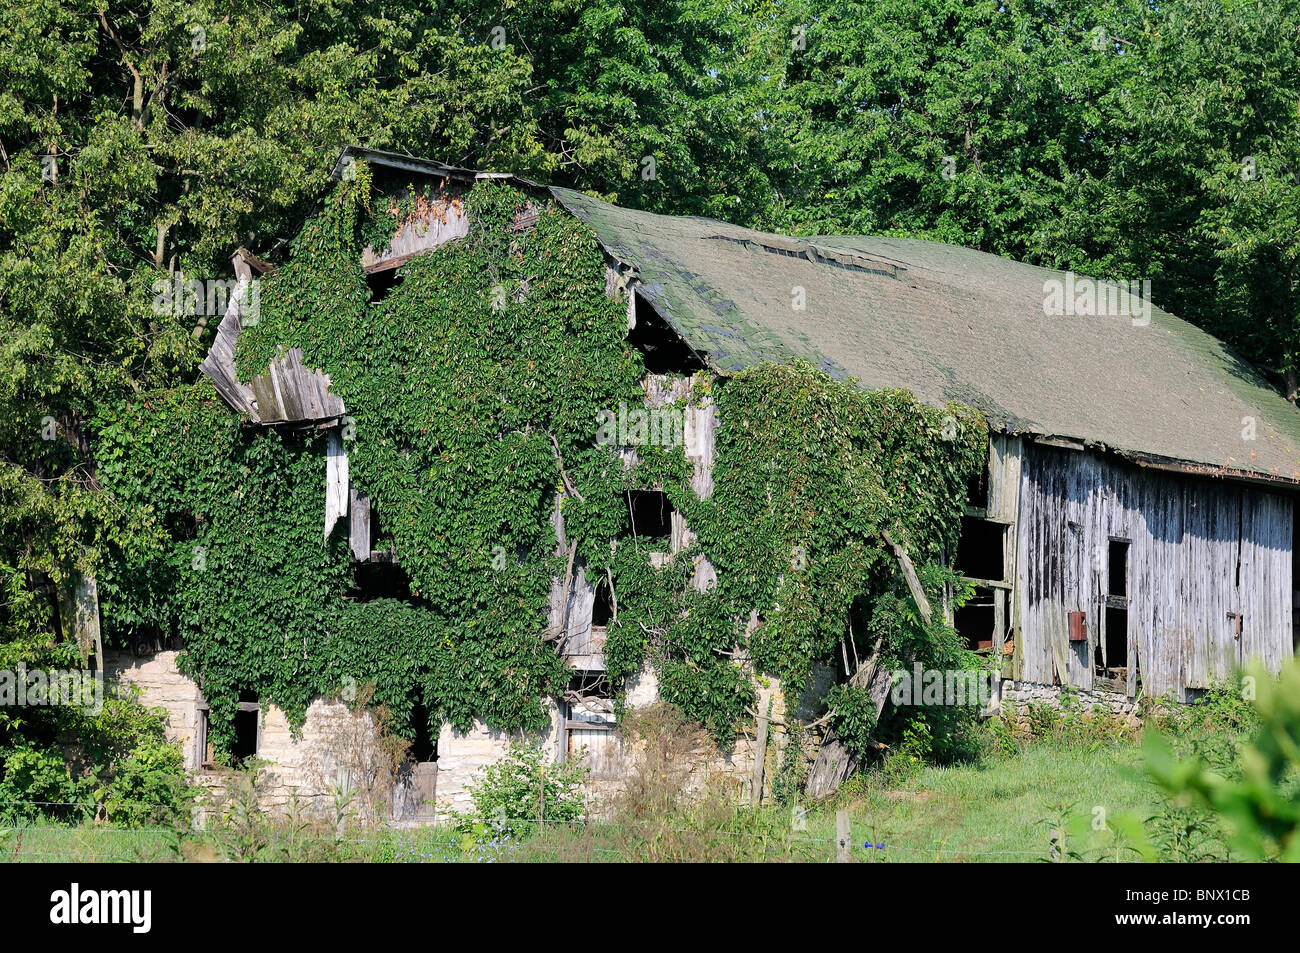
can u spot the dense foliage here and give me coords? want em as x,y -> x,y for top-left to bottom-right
3,0 -> 1296,796
89,174 -> 987,758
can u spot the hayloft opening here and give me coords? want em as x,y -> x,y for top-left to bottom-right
1293,506 -> 1300,650
1108,540 -> 1129,597
591,574 -> 614,627
955,585 -> 996,652
408,703 -> 436,763
626,489 -> 672,540
626,300 -> 706,374
351,559 -> 413,602
366,267 -> 404,303
1098,539 -> 1130,683
955,517 -> 1006,581
233,690 -> 260,764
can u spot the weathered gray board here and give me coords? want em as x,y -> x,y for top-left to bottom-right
1014,443 -> 1293,700
392,762 -> 438,821
349,487 -> 371,560
198,251 -> 260,417
58,570 -> 101,666
360,183 -> 470,274
200,249 -> 346,426
247,347 -> 346,425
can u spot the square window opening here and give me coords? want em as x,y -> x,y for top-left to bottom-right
955,517 -> 1006,581
955,586 -> 996,652
366,267 -> 404,303
625,490 -> 672,540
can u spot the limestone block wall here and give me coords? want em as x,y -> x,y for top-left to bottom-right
104,650 -> 790,823
1000,679 -> 1142,735
433,701 -> 562,820
102,650 -> 203,767
105,650 -> 388,817
255,699 -> 384,812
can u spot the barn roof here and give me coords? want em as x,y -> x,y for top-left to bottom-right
549,188 -> 1300,488
328,146 -> 1300,487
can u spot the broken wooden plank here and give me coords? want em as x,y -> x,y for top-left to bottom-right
882,528 -> 932,625
349,486 -> 371,560
751,711 -> 769,807
324,431 -> 348,539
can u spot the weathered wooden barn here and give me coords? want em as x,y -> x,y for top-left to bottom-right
203,146 -> 1300,709
141,144 -> 1300,815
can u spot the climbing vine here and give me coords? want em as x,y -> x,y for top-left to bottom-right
603,362 -> 988,752
95,167 -> 989,761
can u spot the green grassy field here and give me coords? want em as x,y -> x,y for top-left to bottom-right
0,733 -> 1212,863
839,743 -> 1157,861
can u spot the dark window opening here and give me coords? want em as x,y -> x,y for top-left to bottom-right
130,624 -> 177,658
366,267 -> 404,303
350,560 -> 413,602
626,490 -> 672,540
626,300 -> 706,374
408,703 -> 436,763
591,575 -> 613,627
568,671 -> 611,698
1293,505 -> 1300,651
955,517 -> 1006,581
232,691 -> 259,764
369,508 -> 395,560
1293,504 -> 1300,590
955,586 -> 996,652
1108,540 -> 1129,597
1094,607 -> 1129,682
965,462 -> 989,511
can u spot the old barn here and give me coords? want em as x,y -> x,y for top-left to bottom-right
106,144 -> 1300,816
246,146 -> 1300,705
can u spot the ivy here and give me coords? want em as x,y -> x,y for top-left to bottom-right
95,171 -> 989,761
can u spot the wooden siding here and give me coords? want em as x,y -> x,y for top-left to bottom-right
1014,442 -> 1293,700
360,183 -> 470,274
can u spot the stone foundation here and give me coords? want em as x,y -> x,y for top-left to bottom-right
998,679 -> 1141,735
102,649 -> 777,824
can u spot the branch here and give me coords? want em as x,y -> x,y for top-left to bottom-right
548,433 -> 585,503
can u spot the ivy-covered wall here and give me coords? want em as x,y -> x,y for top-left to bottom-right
93,169 -> 988,762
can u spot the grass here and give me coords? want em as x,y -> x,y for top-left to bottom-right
839,743 -> 1157,861
0,741 -> 1163,863
0,822 -> 184,862
0,700 -> 1252,863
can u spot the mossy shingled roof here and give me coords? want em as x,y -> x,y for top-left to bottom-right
551,187 -> 1300,486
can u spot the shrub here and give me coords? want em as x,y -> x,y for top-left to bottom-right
1144,661 -> 1300,861
463,743 -> 588,839
0,744 -> 90,822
